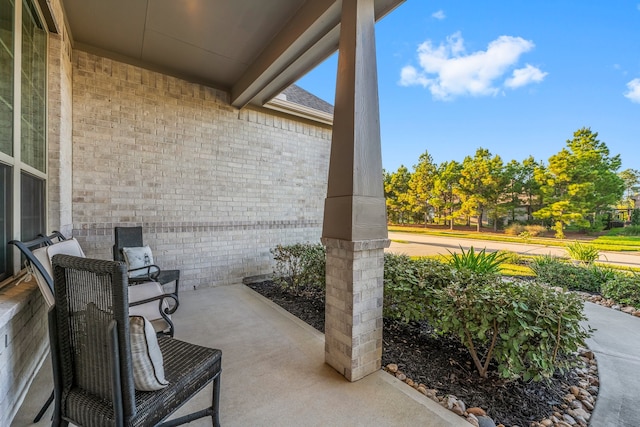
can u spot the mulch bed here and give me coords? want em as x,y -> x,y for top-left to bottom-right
247,280 -> 584,427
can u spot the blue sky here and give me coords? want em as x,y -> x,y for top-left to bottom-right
295,1 -> 640,174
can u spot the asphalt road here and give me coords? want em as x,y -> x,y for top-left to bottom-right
386,231 -> 640,268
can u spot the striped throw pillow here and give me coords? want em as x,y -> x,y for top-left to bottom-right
130,315 -> 169,391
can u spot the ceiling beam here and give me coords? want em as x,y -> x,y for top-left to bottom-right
231,0 -> 341,108
231,0 -> 405,109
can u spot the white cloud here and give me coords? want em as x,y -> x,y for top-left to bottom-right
624,78 -> 640,103
505,64 -> 548,88
432,10 -> 446,20
399,32 -> 546,100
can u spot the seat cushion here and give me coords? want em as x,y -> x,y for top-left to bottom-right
47,238 -> 86,259
31,246 -> 55,306
128,282 -> 171,333
129,316 -> 169,391
30,238 -> 85,307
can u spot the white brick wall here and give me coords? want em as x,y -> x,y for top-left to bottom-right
323,238 -> 388,381
0,281 -> 49,426
71,51 -> 331,289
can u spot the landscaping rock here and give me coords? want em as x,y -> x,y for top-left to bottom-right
467,407 -> 487,417
581,399 -> 594,411
476,415 -> 497,427
466,414 -> 480,427
572,407 -> 590,421
570,400 -> 583,409
386,363 -> 398,373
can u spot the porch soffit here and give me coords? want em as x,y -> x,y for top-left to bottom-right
60,0 -> 403,109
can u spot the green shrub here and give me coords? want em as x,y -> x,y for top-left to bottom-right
524,225 -> 547,237
565,241 -> 600,264
505,223 -> 525,236
428,278 -> 589,381
619,225 -> 640,236
631,209 -> 640,226
270,243 -> 326,290
447,246 -> 508,275
383,254 -> 453,323
553,221 -> 565,239
586,263 -> 619,286
498,250 -> 524,265
530,255 -> 601,292
602,274 -> 640,308
518,231 -> 532,242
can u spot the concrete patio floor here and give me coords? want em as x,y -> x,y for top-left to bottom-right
12,284 -> 466,426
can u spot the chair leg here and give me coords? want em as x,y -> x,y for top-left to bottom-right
211,374 -> 221,427
33,389 -> 54,422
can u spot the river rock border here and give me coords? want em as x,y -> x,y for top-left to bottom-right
582,293 -> 640,317
384,347 -> 598,427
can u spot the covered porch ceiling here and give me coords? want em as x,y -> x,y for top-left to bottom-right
60,0 -> 404,108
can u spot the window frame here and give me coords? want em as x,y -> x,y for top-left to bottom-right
0,0 -> 48,285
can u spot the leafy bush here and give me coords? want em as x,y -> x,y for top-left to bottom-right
530,255 -> 614,293
619,225 -> 640,236
447,246 -> 508,275
565,241 -> 600,264
586,263 -> 619,286
524,225 -> 547,237
428,278 -> 589,381
498,250 -> 524,265
518,231 -> 532,242
383,254 -> 453,323
270,243 -> 326,290
553,221 -> 565,239
631,209 -> 640,226
505,223 -> 525,236
602,274 -> 640,308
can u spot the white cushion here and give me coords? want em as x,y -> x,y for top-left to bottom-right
31,247 -> 55,307
47,238 -> 85,259
129,315 -> 169,391
30,238 -> 85,307
122,246 -> 156,278
128,282 -> 171,333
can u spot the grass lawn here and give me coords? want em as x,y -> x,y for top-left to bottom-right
389,225 -> 640,252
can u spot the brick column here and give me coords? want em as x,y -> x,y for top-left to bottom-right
322,238 -> 388,381
322,0 -> 388,381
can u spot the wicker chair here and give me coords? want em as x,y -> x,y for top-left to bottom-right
49,255 -> 222,427
9,233 -> 176,337
113,226 -> 181,308
9,233 -> 179,423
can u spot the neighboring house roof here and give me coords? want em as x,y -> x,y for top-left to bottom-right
280,85 -> 334,115
266,84 -> 334,125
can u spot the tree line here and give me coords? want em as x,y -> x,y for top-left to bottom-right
383,127 -> 640,236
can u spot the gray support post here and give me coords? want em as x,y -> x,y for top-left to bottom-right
321,0 -> 389,381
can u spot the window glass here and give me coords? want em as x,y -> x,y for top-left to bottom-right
0,0 -> 47,284
0,163 -> 12,281
20,0 -> 46,172
20,171 -> 45,241
0,0 -> 14,156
